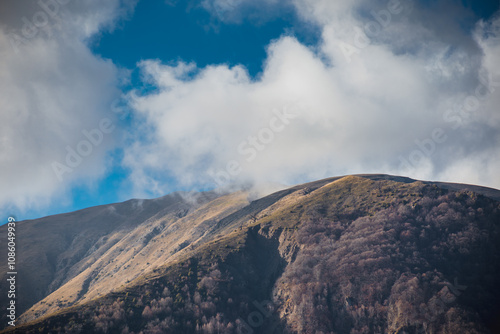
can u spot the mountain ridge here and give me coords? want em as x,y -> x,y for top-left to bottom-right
1,174 -> 500,333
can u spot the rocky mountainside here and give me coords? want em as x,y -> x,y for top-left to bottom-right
1,174 -> 500,333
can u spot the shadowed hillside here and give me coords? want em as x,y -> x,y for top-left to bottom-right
1,175 -> 500,333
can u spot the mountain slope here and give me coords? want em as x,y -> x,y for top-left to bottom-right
18,191 -> 252,323
2,175 -> 500,333
0,191 -> 221,325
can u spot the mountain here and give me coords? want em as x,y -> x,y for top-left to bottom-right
1,174 -> 500,333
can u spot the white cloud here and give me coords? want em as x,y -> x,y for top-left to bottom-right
125,0 -> 500,196
436,13 -> 500,187
0,0 -> 135,212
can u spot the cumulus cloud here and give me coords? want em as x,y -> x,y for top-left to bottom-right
3,0 -> 498,217
125,0 -> 500,196
0,0 -> 135,212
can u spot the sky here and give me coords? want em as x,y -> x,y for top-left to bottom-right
1,0 -> 499,222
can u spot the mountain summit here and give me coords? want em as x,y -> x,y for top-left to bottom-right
1,175 -> 500,333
